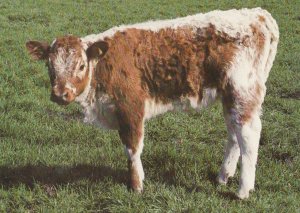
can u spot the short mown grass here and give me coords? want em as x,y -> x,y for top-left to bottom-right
0,0 -> 299,212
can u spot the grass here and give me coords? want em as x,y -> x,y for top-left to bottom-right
0,0 -> 299,212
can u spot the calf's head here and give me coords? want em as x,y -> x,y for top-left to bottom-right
26,35 -> 108,105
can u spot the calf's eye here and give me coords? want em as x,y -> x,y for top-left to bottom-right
79,64 -> 85,71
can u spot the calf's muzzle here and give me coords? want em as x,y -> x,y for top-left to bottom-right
50,88 -> 75,105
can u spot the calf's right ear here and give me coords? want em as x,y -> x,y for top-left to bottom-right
26,41 -> 50,60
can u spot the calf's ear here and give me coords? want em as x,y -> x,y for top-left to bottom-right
26,41 -> 50,60
86,41 -> 109,61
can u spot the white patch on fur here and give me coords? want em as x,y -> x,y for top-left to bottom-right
144,89 -> 218,120
188,96 -> 198,108
144,99 -> 174,120
199,88 -> 218,108
82,92 -> 119,130
228,48 -> 257,93
173,96 -> 199,111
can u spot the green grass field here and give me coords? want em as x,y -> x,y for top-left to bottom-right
0,0 -> 299,212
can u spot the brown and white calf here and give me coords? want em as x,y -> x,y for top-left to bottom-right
26,8 -> 279,199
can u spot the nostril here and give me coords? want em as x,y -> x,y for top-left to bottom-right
62,91 -> 69,100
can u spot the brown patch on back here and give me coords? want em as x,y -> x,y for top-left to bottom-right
202,24 -> 239,90
258,15 -> 266,23
99,25 -> 239,105
250,24 -> 266,67
133,27 -> 204,103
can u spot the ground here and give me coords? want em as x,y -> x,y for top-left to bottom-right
0,0 -> 299,212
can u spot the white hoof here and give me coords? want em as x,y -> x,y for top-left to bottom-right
217,172 -> 228,185
237,189 -> 250,199
133,186 -> 143,194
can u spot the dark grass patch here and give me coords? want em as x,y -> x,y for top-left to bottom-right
281,91 -> 300,100
7,13 -> 50,25
218,191 -> 239,200
271,151 -> 294,166
0,164 -> 127,189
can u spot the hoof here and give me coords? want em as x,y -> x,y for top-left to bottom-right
132,186 -> 143,194
236,189 -> 249,199
217,173 -> 228,185
130,179 -> 143,194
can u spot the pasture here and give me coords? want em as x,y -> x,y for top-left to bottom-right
0,0 -> 299,212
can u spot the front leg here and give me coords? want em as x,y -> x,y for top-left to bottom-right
117,100 -> 145,193
123,126 -> 144,193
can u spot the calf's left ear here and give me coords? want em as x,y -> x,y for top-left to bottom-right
26,41 -> 50,60
86,41 -> 109,61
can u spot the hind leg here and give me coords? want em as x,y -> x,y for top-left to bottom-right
235,112 -> 261,199
217,109 -> 240,184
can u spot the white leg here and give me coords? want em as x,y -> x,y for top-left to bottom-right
235,113 -> 261,199
217,112 -> 240,184
125,131 -> 145,192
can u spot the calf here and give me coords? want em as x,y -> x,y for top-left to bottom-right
26,8 -> 279,199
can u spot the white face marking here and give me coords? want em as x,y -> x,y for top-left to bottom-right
53,47 -> 77,76
48,40 -> 91,104
61,91 -> 68,101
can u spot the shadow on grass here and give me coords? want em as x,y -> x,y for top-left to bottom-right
219,191 -> 239,200
0,161 -> 238,200
0,164 -> 127,189
143,152 -> 239,200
